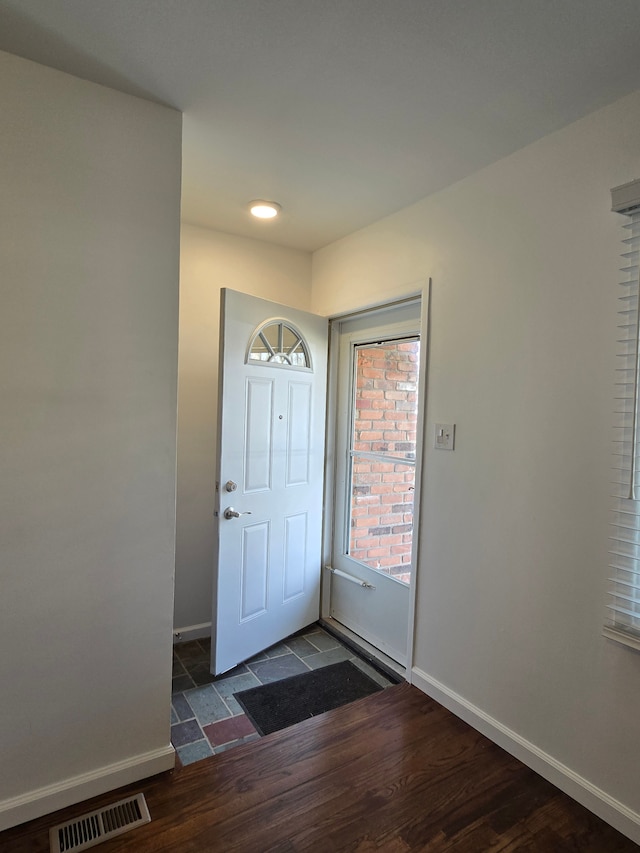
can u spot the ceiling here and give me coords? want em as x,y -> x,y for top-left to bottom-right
2,1 -> 640,251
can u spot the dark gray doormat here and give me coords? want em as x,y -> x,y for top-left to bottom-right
234,660 -> 384,736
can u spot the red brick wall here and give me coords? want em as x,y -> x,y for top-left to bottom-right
349,340 -> 419,583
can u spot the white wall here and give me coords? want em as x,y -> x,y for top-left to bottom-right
174,225 -> 312,632
0,52 -> 181,829
313,90 -> 640,840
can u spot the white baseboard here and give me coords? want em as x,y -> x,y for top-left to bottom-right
173,621 -> 211,643
0,745 -> 175,832
411,667 -> 640,846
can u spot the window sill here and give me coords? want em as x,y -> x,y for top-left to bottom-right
602,626 -> 640,652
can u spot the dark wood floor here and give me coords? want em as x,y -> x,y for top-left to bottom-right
2,683 -> 637,852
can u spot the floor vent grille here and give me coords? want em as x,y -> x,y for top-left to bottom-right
49,793 -> 150,852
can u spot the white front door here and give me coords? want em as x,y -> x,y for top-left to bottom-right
212,289 -> 328,674
327,299 -> 423,666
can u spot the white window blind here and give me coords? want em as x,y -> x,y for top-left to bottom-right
606,186 -> 640,650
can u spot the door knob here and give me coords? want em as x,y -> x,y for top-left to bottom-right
223,507 -> 252,520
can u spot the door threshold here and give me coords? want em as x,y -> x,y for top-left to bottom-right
319,618 -> 405,684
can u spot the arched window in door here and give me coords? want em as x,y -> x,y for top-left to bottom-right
246,319 -> 312,369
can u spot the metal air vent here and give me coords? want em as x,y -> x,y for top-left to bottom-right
49,792 -> 150,852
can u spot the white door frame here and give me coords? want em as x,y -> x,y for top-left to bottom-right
321,282 -> 431,683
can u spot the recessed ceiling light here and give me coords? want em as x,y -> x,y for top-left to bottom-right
249,200 -> 281,219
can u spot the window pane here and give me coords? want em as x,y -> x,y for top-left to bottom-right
282,326 -> 299,351
348,455 -> 414,584
262,324 -> 280,351
352,340 -> 419,459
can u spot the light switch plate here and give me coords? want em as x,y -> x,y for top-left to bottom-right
434,423 -> 455,450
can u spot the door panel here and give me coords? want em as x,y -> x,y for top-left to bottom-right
329,568 -> 410,662
212,289 -> 327,674
286,381 -> 312,485
245,378 -> 273,492
283,512 -> 308,600
240,522 -> 269,621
